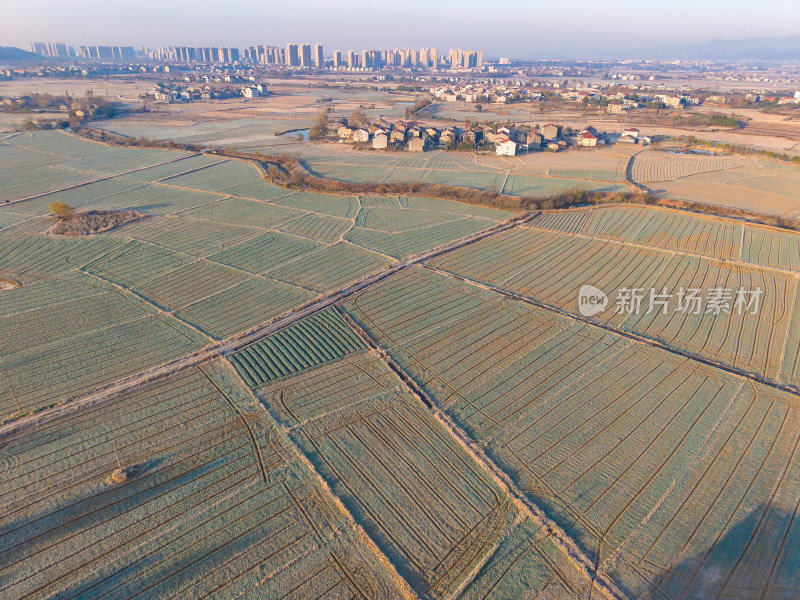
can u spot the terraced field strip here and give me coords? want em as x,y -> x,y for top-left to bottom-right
630,152 -> 752,183
255,351 -> 400,427
0,235 -> 124,281
1,148 -> 204,207
0,315 -> 208,421
291,385 -> 514,599
529,205 -> 749,264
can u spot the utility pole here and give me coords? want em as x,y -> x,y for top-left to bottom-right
112,441 -> 122,471
10,385 -> 21,414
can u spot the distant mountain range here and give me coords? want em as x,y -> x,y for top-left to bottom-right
630,35 -> 800,61
0,46 -> 38,63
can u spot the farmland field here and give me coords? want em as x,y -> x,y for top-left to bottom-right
430,209 -> 800,389
343,266 -> 800,600
244,313 -> 593,598
0,360 -> 407,599
4,124 -> 800,599
0,131 -> 514,421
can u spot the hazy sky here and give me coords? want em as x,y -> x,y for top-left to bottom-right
3,0 -> 799,57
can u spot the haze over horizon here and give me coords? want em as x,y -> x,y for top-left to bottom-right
3,0 -> 799,58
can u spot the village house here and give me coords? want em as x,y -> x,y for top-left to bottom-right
496,138 -> 517,156
618,127 -> 642,144
463,128 -> 484,145
483,130 -> 504,144
578,126 -> 599,147
390,130 -> 406,144
578,131 -> 598,147
337,125 -> 354,140
522,131 -> 543,149
372,132 -> 388,149
424,126 -> 440,141
408,136 -> 426,152
439,127 -> 461,146
541,123 -> 561,141
353,128 -> 370,143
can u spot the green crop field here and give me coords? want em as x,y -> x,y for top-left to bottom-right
230,309 -> 365,387
4,127 -> 800,599
630,151 -> 755,183
0,314 -> 206,420
237,313 -> 530,599
276,212 -> 353,243
429,222 -> 800,389
0,360 -> 406,599
346,216 -> 498,259
272,192 -> 361,219
266,242 -> 389,292
355,206 -> 461,231
207,231 -> 325,274
177,277 -> 314,339
343,265 -> 800,600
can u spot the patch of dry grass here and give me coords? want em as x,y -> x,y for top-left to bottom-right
50,210 -> 146,235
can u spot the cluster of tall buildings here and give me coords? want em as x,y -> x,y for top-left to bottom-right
243,45 -> 481,70
332,48 -> 442,70
448,48 -> 483,70
151,47 -> 240,63
28,41 -> 484,70
31,42 -> 135,60
31,42 -> 69,58
242,44 -> 324,67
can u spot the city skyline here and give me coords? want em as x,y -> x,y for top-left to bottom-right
4,0 -> 799,58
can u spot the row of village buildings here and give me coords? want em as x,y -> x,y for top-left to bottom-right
333,120 -> 649,155
431,82 -> 702,113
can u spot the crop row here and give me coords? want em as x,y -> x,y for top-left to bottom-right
0,314 -> 207,419
0,272 -> 113,319
345,217 -> 494,259
208,232 -> 324,275
399,195 -> 513,221
0,290 -> 156,358
177,277 -> 314,339
430,227 -> 799,387
742,226 -> 800,271
0,234 -> 123,280
530,205 -> 742,260
85,239 -> 193,288
1,361 -> 401,599
266,242 -> 388,292
344,265 -> 800,599
162,160 -> 258,193
355,207 -> 458,232
503,175 -> 625,197
630,152 -> 750,183
230,309 -> 365,388
135,259 -> 251,311
276,212 -> 352,243
255,351 -> 399,426
273,192 -> 360,219
461,517 -> 594,598
289,386 -> 508,599
124,154 -> 223,182
181,196 -> 304,229
119,215 -> 258,257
